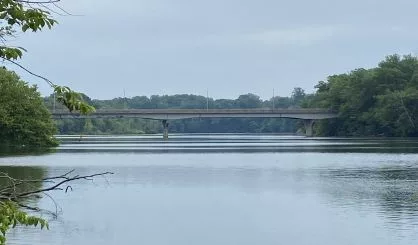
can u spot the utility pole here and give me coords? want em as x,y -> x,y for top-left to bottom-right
272,88 -> 275,110
53,92 -> 56,112
123,89 -> 127,109
206,89 -> 209,111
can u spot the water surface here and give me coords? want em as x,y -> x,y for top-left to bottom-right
1,135 -> 418,245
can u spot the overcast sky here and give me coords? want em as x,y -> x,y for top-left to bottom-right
8,0 -> 418,100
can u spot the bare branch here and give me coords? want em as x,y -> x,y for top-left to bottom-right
39,3 -> 69,16
43,169 -> 75,180
42,192 -> 61,217
53,2 -> 82,16
1,170 -> 113,217
398,92 -> 416,128
16,0 -> 61,3
2,58 -> 55,87
18,202 -> 59,218
17,172 -> 114,198
18,203 -> 41,212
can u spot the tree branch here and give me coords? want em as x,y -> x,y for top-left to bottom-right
0,170 -> 113,216
3,58 -> 55,87
398,92 -> 416,128
17,171 -> 114,198
16,0 -> 61,3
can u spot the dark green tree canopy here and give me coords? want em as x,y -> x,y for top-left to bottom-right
305,54 -> 418,137
0,67 -> 58,147
237,93 -> 262,108
291,87 -> 306,105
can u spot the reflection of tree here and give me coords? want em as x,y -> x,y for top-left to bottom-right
0,167 -> 112,211
0,147 -> 56,157
320,167 -> 418,222
0,166 -> 111,244
0,166 -> 46,181
376,167 -> 418,219
0,166 -> 47,205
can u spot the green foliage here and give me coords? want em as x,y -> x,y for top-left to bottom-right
53,86 -> 96,114
0,0 -> 57,60
0,201 -> 48,244
305,54 -> 418,137
291,87 -> 306,105
0,0 -> 94,115
0,67 -> 58,147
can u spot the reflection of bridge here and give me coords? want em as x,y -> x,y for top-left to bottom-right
51,109 -> 338,138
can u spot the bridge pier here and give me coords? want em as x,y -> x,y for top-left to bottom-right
162,120 -> 169,140
304,119 -> 315,137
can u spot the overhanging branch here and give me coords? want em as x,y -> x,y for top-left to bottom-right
3,58 -> 56,87
0,170 -> 113,215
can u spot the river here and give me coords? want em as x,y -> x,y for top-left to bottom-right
1,134 -> 418,245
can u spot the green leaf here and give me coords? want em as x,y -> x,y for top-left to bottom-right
7,18 -> 15,25
22,24 -> 29,32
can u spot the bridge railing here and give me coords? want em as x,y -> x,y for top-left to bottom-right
51,108 -> 337,115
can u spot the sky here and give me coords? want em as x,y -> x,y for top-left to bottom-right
7,0 -> 418,100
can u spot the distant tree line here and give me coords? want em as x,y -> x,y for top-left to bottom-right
44,88 -> 307,135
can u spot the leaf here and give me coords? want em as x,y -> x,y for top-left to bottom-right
22,24 -> 29,32
7,18 -> 15,25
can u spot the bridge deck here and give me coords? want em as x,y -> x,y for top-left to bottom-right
51,108 -> 337,120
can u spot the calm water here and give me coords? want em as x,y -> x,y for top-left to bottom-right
1,134 -> 418,245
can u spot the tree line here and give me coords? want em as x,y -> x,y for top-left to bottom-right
44,54 -> 418,137
3,54 -> 417,142
44,88 -> 308,135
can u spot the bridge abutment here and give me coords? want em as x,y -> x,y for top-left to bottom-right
304,119 -> 315,137
162,120 -> 169,140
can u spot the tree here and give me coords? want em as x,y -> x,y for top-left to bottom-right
0,1 -> 101,243
291,87 -> 306,106
0,0 -> 94,114
306,54 -> 418,137
236,93 -> 262,108
0,67 -> 58,147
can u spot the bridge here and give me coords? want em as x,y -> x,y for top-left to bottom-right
51,108 -> 338,138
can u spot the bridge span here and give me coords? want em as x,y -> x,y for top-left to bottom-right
51,108 -> 338,138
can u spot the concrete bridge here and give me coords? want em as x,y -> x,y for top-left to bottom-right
51,108 -> 338,138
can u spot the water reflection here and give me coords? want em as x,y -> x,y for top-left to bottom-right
320,166 -> 418,227
0,166 -> 47,211
0,166 -> 46,191
0,135 -> 418,245
56,135 -> 418,154
0,146 -> 56,157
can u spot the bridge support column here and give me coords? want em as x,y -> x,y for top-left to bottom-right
304,119 -> 315,137
162,120 -> 169,140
